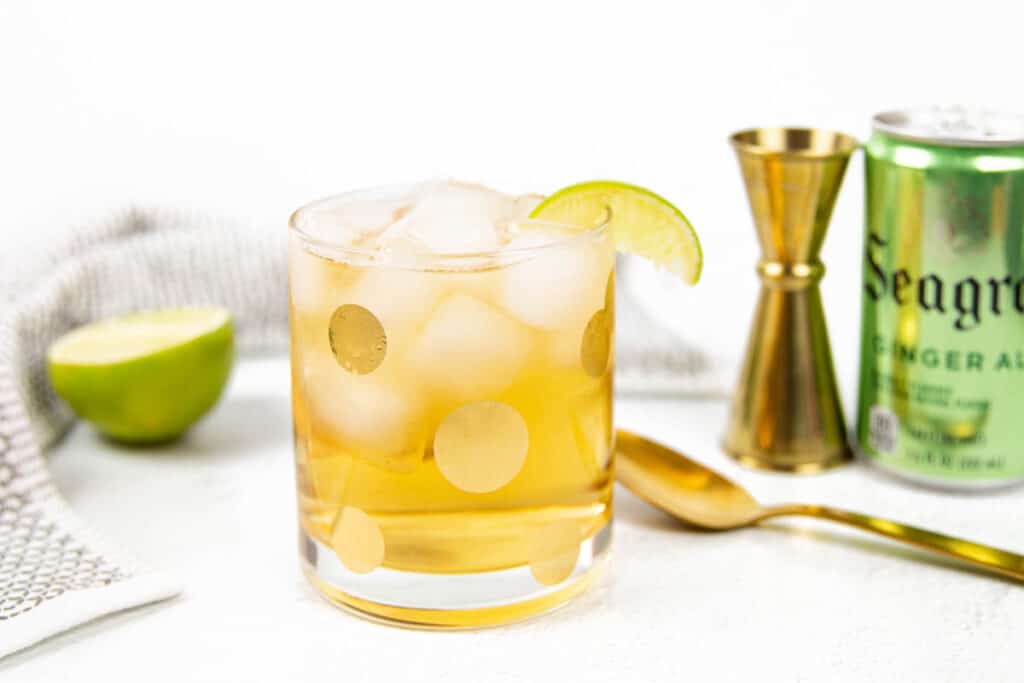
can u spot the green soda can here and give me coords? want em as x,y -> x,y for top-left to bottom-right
857,107 -> 1024,489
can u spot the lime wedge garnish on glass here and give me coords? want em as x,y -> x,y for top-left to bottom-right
47,307 -> 234,444
530,180 -> 702,284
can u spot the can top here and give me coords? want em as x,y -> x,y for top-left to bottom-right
873,106 -> 1024,147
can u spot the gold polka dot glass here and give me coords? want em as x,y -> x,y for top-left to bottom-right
289,184 -> 614,628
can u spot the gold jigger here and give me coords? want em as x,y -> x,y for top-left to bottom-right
723,128 -> 858,473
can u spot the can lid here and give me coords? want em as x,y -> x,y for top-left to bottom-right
873,106 -> 1024,147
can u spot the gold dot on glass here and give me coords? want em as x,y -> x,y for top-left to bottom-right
604,271 -> 615,314
434,401 -> 529,493
328,304 -> 387,374
331,506 -> 385,574
529,520 -> 580,586
580,309 -> 611,377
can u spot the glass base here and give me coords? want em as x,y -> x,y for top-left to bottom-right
300,523 -> 612,629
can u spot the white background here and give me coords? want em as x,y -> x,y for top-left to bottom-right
3,0 -> 1023,389
2,1 -> 1022,681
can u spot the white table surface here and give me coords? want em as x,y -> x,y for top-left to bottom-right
2,356 -> 1020,682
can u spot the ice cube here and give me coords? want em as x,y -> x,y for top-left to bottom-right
512,193 -> 545,218
289,236 -> 361,317
407,293 -> 533,399
381,180 -> 517,254
498,233 -> 613,331
294,195 -> 411,251
302,353 -> 426,473
339,267 -> 443,356
329,198 -> 408,234
291,242 -> 444,366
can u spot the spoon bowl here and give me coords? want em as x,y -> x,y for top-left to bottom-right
616,431 -> 761,529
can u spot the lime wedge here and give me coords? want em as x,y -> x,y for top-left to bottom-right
48,307 -> 234,444
531,180 -> 702,284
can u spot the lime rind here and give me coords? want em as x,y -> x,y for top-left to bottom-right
47,307 -> 234,443
530,180 -> 702,285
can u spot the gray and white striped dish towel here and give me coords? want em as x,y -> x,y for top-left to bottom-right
0,208 -> 727,659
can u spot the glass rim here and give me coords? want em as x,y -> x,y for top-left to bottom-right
288,183 -> 612,270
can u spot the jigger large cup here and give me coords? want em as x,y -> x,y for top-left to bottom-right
724,128 -> 859,473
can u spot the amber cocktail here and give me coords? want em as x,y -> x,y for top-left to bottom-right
289,181 -> 614,627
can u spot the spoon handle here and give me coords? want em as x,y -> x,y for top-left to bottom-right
760,504 -> 1024,583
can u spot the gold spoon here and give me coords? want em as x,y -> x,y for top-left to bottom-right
615,430 -> 1024,583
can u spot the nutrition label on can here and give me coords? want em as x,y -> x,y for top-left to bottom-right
867,406 -> 899,454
